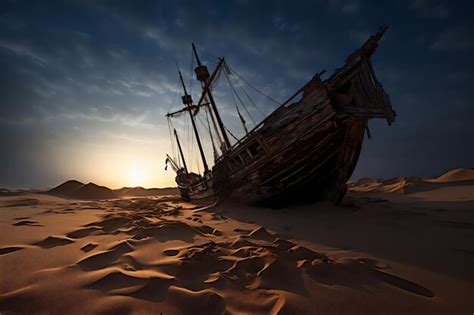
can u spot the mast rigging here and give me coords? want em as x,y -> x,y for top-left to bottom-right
177,64 -> 209,174
192,44 -> 231,151
174,128 -> 188,175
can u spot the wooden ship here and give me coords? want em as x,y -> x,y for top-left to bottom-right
165,26 -> 396,205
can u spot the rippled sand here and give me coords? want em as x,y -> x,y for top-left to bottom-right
1,176 -> 473,314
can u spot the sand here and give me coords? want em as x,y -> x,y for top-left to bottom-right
1,170 -> 473,314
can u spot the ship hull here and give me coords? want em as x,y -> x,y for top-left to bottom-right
181,116 -> 366,206
212,116 -> 366,206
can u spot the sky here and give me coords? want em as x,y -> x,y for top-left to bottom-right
1,0 -> 473,189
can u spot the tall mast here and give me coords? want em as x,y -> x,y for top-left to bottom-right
192,43 -> 231,151
178,66 -> 209,174
174,128 -> 188,175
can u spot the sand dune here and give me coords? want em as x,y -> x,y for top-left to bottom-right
1,175 -> 473,314
427,167 -> 474,183
46,180 -> 118,200
349,168 -> 474,198
47,179 -> 85,196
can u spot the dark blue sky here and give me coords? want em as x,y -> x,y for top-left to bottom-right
1,0 -> 473,189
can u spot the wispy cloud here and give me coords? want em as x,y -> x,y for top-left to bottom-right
430,25 -> 474,51
410,0 -> 450,19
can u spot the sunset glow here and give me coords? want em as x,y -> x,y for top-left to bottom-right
128,166 -> 146,187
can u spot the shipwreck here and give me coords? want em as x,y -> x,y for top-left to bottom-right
165,26 -> 396,205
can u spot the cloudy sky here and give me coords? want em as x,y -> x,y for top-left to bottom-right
1,0 -> 473,189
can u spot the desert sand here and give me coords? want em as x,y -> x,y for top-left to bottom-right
0,169 -> 473,314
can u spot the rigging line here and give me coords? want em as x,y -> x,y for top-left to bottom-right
209,61 -> 223,89
205,95 -> 224,150
189,48 -> 194,95
224,125 -> 239,142
196,155 -> 201,176
167,117 -> 178,164
190,115 -> 196,173
167,74 -> 182,113
195,111 -> 215,154
234,75 -> 266,118
226,63 -> 280,105
174,124 -> 179,165
196,115 -> 209,133
195,109 -> 218,159
225,71 -> 239,109
205,107 -> 219,160
224,63 -> 265,118
167,117 -> 176,163
236,105 -> 249,134
201,51 -> 220,62
195,113 -> 218,160
224,69 -> 256,126
185,114 -> 192,172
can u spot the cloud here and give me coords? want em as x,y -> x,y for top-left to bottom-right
430,25 -> 474,51
341,2 -> 359,14
0,41 -> 48,65
410,0 -> 450,19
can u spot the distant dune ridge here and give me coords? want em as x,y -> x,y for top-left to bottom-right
47,180 -> 117,200
47,180 -> 85,196
349,167 -> 474,194
426,168 -> 474,183
45,180 -> 179,200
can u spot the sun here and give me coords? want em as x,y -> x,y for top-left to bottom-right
129,166 -> 146,187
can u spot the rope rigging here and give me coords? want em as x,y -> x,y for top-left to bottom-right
225,62 -> 280,106
188,49 -> 194,96
205,107 -> 219,160
205,95 -> 224,151
166,45 -> 284,174
224,125 -> 239,142
235,77 -> 265,118
166,117 -> 178,166
223,67 -> 257,127
195,111 -> 219,160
